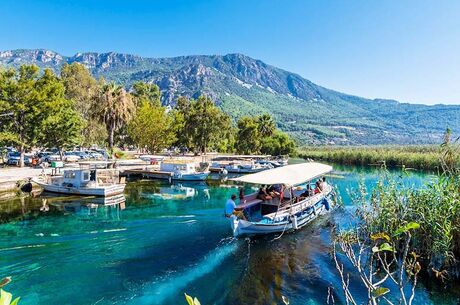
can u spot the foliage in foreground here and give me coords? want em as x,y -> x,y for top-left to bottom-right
333,222 -> 421,305
333,132 -> 460,303
350,172 -> 460,274
184,293 -> 201,305
0,277 -> 19,305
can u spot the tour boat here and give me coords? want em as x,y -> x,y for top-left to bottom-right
228,162 -> 334,237
33,168 -> 126,197
160,160 -> 210,181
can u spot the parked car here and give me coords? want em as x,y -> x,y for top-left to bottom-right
72,151 -> 91,160
88,151 -> 104,160
93,149 -> 110,160
64,152 -> 81,163
38,151 -> 61,163
6,152 -> 32,166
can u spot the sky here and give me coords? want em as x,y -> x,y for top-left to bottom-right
1,0 -> 459,105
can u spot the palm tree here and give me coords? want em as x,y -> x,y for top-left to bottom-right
93,83 -> 135,153
257,113 -> 276,137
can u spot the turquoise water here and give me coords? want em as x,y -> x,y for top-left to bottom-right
0,164 -> 457,305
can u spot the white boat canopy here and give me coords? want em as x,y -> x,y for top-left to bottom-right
231,162 -> 332,186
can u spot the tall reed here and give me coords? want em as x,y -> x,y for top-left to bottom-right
298,145 -> 449,171
348,132 -> 460,276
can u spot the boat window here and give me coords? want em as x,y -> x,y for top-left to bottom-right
83,171 -> 90,181
90,170 -> 96,181
64,172 -> 76,179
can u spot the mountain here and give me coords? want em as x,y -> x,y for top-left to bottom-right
1,49 -> 459,145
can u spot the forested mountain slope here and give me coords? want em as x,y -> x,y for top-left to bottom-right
1,49 -> 458,144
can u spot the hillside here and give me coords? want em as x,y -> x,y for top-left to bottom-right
1,49 -> 459,145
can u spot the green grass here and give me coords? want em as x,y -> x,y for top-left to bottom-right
298,145 -> 448,170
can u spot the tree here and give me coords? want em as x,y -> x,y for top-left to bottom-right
128,101 -> 176,153
60,62 -> 97,116
257,113 -> 276,137
171,96 -> 191,150
38,104 -> 83,159
260,131 -> 295,156
236,114 -> 296,155
235,116 -> 261,154
185,96 -> 229,154
60,62 -> 106,146
212,115 -> 236,153
93,83 -> 135,153
0,65 -> 50,166
132,81 -> 161,107
36,69 -> 84,158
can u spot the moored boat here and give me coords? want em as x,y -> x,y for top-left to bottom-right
210,161 -> 273,174
228,162 -> 334,237
160,160 -> 210,181
33,168 -> 126,197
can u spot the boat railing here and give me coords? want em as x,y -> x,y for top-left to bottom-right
275,184 -> 332,215
96,169 -> 121,186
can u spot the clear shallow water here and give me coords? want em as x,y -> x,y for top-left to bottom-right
0,164 -> 458,305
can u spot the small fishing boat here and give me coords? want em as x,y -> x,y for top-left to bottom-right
228,162 -> 334,237
211,161 -> 272,174
255,155 -> 289,168
160,160 -> 210,181
33,168 -> 126,197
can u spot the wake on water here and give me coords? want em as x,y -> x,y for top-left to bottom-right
129,237 -> 239,305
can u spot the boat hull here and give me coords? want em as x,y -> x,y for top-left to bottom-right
172,172 -> 209,181
33,179 -> 126,197
225,167 -> 267,174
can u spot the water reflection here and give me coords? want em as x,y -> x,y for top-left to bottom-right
0,193 -> 126,223
47,194 -> 126,219
226,219 -> 338,305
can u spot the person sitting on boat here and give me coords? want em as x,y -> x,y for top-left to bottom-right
257,185 -> 272,201
225,194 -> 246,219
314,180 -> 322,194
267,184 -> 280,197
319,177 -> 327,191
299,184 -> 312,199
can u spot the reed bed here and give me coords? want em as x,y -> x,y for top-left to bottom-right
349,172 -> 460,277
298,145 -> 444,171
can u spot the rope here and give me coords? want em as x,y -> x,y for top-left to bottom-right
271,220 -> 289,241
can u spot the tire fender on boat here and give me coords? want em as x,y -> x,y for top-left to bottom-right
291,215 -> 298,230
323,198 -> 331,211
